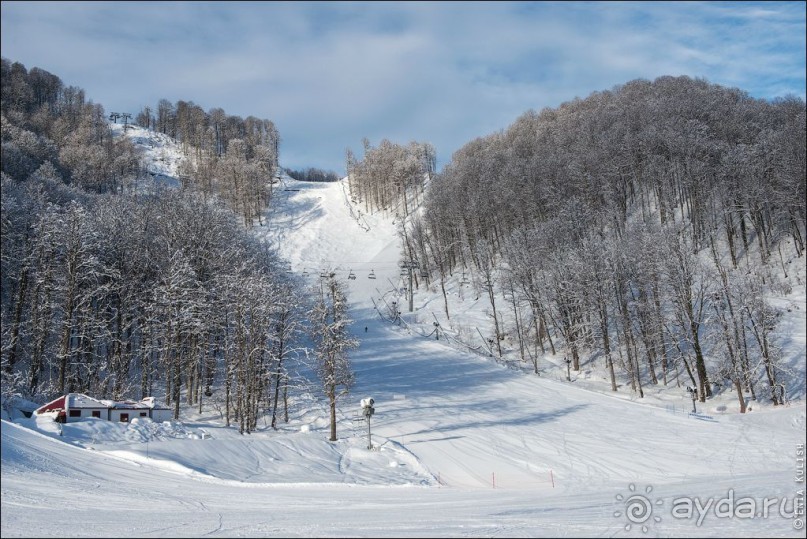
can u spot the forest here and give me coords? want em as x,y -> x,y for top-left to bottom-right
0,58 -> 355,435
285,167 -> 341,183
387,76 -> 804,411
2,57 -> 805,427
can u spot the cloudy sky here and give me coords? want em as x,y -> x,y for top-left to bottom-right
2,1 -> 805,173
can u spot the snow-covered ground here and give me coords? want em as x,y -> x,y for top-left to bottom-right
111,122 -> 183,188
2,146 -> 805,537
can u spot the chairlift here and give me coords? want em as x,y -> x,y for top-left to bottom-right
460,272 -> 470,285
368,270 -> 377,280
420,269 -> 429,278
302,268 -> 309,277
348,270 -> 356,280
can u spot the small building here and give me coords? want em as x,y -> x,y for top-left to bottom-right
34,393 -> 173,423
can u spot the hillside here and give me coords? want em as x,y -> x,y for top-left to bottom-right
3,153 -> 805,536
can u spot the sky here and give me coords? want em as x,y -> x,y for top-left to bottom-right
1,1 -> 805,173
2,146 -> 806,535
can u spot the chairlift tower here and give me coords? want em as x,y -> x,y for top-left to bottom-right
400,260 -> 419,312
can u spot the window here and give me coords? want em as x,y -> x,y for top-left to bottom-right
140,412 -> 147,417
91,411 -> 101,418
119,413 -> 129,423
69,410 -> 81,417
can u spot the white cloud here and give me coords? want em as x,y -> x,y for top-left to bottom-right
1,1 -> 804,172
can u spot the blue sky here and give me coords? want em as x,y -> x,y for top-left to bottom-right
2,1 -> 805,173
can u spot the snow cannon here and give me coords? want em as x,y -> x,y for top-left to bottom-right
360,398 -> 375,450
361,398 -> 375,418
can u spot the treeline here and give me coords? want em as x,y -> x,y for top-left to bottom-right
1,57 -> 281,228
2,59 -> 142,194
0,58 -> 318,434
2,182 -> 304,432
406,76 -> 805,411
346,139 -> 436,217
138,99 -> 280,228
286,167 -> 341,183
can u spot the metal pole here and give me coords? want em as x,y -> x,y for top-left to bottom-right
408,267 -> 414,312
367,415 -> 372,450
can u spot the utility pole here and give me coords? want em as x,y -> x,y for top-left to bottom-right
400,260 -> 419,312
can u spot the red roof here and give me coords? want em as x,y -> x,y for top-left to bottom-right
34,395 -> 66,414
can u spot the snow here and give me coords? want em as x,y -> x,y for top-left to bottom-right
2,145 -> 805,536
110,122 -> 183,188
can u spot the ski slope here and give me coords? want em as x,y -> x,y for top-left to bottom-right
2,173 -> 805,537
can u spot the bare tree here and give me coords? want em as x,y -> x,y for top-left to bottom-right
310,274 -> 357,442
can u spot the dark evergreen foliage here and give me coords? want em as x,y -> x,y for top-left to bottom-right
285,167 -> 341,183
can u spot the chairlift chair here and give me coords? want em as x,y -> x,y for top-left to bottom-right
368,270 -> 376,280
348,270 -> 356,280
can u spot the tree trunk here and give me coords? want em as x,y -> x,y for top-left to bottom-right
5,268 -> 28,374
734,378 -> 747,413
690,319 -> 711,401
328,388 -> 337,442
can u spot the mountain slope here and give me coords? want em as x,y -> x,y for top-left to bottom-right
2,143 -> 805,537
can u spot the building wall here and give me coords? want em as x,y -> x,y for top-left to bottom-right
65,407 -> 172,423
108,409 -> 150,422
65,408 -> 109,423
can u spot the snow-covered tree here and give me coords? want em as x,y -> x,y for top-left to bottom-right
310,274 -> 357,442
